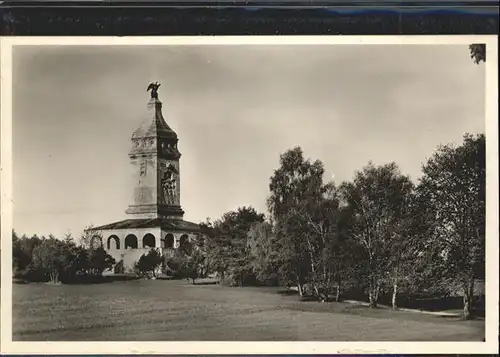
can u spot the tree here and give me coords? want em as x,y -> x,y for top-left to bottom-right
418,133 -> 485,319
252,218 -> 311,294
385,189 -> 420,309
268,147 -> 335,299
322,204 -> 358,302
247,221 -> 280,285
197,219 -> 216,277
13,230 -> 28,273
64,245 -> 91,279
469,44 -> 486,64
206,206 -> 265,285
202,220 -> 231,283
180,251 -> 203,284
163,245 -> 204,284
30,238 -> 73,283
63,232 -> 74,245
340,162 -> 414,308
189,232 -> 209,278
12,230 -> 116,283
135,248 -> 164,279
290,183 -> 345,302
12,232 -> 43,275
88,247 -> 116,276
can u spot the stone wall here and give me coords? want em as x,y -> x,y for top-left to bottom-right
100,227 -> 198,274
107,248 -> 152,273
100,228 -> 162,250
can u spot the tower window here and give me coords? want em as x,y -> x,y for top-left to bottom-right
140,161 -> 147,176
143,233 -> 156,248
163,233 -> 174,248
107,235 -> 120,250
124,234 -> 138,249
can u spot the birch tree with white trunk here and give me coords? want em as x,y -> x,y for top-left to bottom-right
340,162 -> 414,308
418,133 -> 485,320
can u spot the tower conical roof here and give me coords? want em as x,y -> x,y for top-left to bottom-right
132,98 -> 177,140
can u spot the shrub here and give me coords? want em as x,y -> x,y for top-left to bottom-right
135,248 -> 165,279
13,232 -> 116,284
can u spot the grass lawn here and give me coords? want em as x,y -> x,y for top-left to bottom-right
12,278 -> 484,341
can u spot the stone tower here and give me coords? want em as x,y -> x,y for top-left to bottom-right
125,95 -> 184,220
89,83 -> 201,274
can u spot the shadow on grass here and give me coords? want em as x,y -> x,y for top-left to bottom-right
155,276 -> 219,285
63,274 -> 141,285
192,281 -> 218,285
275,287 -> 485,320
276,289 -> 339,302
13,274 -> 141,285
13,278 -> 30,285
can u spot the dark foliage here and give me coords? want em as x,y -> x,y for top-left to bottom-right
201,132 -> 485,320
12,232 -> 116,284
469,44 -> 486,64
135,248 -> 165,279
12,130 -> 485,320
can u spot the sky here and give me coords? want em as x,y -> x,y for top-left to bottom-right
12,44 -> 485,239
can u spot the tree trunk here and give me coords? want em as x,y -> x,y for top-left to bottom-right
469,278 -> 475,311
368,280 -> 380,308
367,252 -> 378,308
296,275 -> 304,297
323,264 -> 330,302
335,283 -> 341,302
463,290 -> 471,320
463,278 -> 475,320
304,234 -> 322,301
368,288 -> 376,308
312,283 -> 322,301
318,288 -> 329,302
392,267 -> 399,310
368,294 -> 376,308
392,282 -> 398,310
297,283 -> 304,297
49,271 -> 59,284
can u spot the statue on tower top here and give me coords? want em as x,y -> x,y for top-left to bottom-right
147,82 -> 161,100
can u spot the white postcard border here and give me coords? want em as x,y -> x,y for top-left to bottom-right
1,35 -> 498,355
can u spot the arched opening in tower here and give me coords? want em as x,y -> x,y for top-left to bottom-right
107,235 -> 120,250
143,233 -> 156,248
163,233 -> 174,249
124,234 -> 138,249
179,234 -> 192,255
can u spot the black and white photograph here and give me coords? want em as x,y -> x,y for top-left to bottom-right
1,36 -> 498,354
